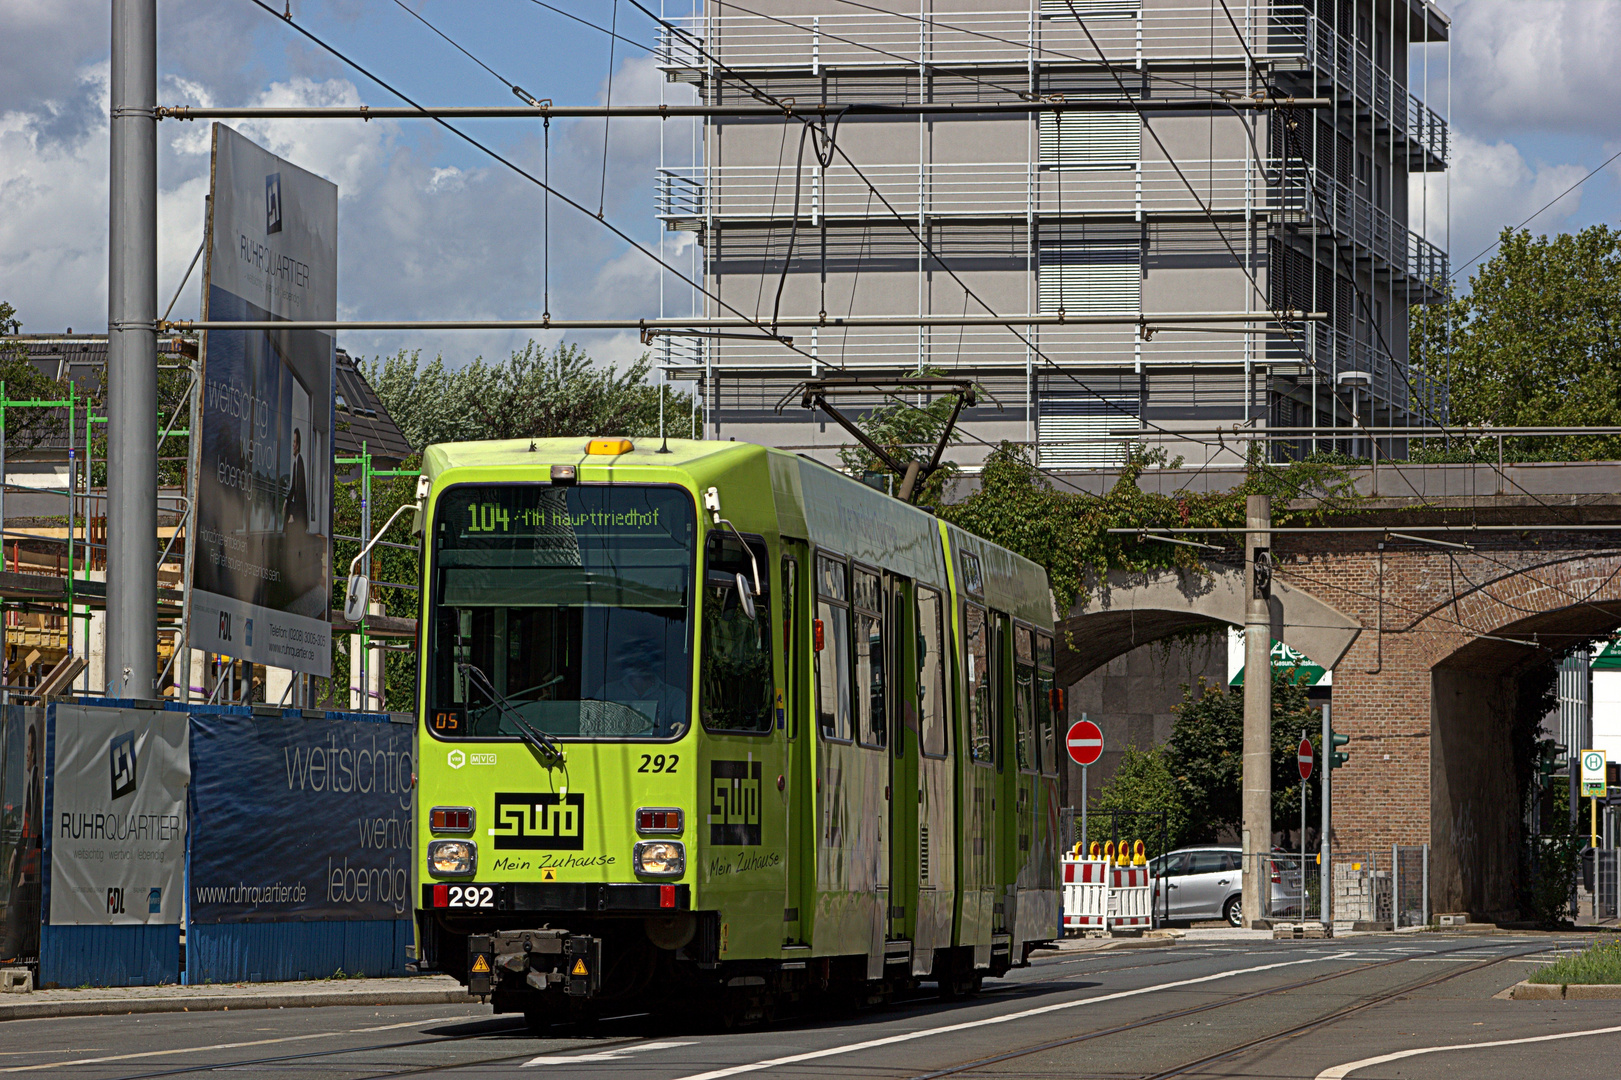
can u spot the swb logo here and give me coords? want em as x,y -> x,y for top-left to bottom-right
109,730 -> 137,800
710,760 -> 762,846
493,792 -> 585,850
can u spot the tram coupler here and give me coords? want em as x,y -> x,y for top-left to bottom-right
467,929 -> 602,999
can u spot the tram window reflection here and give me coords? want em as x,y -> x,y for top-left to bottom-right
916,586 -> 948,758
853,567 -> 886,749
815,554 -> 853,741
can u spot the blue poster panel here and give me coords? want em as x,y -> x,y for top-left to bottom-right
189,712 -> 412,923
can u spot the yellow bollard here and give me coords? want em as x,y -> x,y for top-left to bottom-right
1133,839 -> 1147,866
1089,841 -> 1102,861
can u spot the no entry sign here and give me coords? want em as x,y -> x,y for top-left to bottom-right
1298,736 -> 1314,780
1067,719 -> 1104,767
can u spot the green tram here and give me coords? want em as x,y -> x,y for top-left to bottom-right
411,437 -> 1063,1021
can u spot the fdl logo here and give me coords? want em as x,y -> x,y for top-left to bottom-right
218,611 -> 232,642
107,887 -> 125,915
266,172 -> 283,234
109,730 -> 137,800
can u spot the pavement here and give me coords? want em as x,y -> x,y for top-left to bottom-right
4,933 -> 1615,1080
0,974 -> 473,1022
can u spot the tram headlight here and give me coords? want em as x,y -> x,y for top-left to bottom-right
633,840 -> 685,877
428,839 -> 477,876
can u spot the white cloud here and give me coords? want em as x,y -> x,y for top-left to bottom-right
0,44 -> 690,371
1448,1 -> 1621,139
1413,131 -> 1594,284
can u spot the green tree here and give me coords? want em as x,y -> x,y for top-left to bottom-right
1411,224 -> 1621,461
0,300 -> 74,451
1091,744 -> 1190,857
942,442 -> 1358,613
1166,670 -> 1324,845
837,378 -> 966,506
321,459 -> 423,712
366,341 -> 694,450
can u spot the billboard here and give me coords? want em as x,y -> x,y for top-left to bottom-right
190,124 -> 336,676
45,705 -> 189,926
0,707 -> 44,958
188,712 -> 413,923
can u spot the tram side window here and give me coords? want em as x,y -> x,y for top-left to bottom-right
916,586 -> 948,757
1014,625 -> 1037,773
700,532 -> 774,734
964,602 -> 993,763
782,557 -> 798,737
852,567 -> 886,749
815,554 -> 853,741
1036,632 -> 1057,776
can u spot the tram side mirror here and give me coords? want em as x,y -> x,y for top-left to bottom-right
735,572 -> 756,621
344,574 -> 371,624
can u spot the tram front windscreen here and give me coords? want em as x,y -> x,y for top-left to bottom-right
428,484 -> 696,741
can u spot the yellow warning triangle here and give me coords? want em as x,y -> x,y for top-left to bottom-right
570,958 -> 588,976
471,955 -> 491,974
541,868 -> 557,881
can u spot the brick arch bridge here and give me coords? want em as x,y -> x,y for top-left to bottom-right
1049,473 -> 1621,921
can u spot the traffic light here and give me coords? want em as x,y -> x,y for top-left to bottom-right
1536,742 -> 1566,790
1330,729 -> 1350,770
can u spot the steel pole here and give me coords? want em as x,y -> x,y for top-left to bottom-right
107,0 -> 159,697
1242,494 -> 1272,927
1321,701 -> 1332,930
1301,750 -> 1308,916
1081,763 -> 1088,858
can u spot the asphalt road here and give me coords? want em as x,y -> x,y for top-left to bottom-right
4,934 -> 1614,1080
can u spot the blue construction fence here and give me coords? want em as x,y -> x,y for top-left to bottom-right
0,699 -> 415,988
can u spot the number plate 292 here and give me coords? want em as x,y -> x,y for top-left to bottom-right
440,884 -> 494,908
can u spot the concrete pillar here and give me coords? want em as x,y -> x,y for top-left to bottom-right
1242,493 -> 1273,927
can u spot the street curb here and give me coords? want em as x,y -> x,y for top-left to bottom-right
1507,980 -> 1621,1000
0,987 -> 476,1022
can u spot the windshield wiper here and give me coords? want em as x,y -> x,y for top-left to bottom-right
456,662 -> 565,763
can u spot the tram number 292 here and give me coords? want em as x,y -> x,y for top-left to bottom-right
445,885 -> 494,908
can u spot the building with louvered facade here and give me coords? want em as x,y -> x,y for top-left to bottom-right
653,0 -> 1450,469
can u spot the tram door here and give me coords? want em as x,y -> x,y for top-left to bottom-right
781,545 -> 812,946
887,575 -> 912,945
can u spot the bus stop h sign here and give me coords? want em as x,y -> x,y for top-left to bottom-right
1067,719 -> 1104,767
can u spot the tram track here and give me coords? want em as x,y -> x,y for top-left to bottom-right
81,940 -> 1554,1080
906,941 -> 1559,1080
1135,945 -> 1559,1080
87,947 -> 1225,1079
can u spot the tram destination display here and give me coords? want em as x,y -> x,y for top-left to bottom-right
189,124 -> 336,676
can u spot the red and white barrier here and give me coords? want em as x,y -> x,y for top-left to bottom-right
1107,865 -> 1153,930
1062,860 -> 1108,931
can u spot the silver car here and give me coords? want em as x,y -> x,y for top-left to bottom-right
1149,846 -> 1304,926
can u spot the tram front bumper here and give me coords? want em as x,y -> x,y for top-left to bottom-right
468,929 -> 602,999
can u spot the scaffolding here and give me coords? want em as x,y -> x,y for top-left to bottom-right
654,0 -> 1451,464
0,380 -> 189,700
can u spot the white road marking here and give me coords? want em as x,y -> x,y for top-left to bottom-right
1313,1023 -> 1621,1080
669,952 -> 1356,1080
524,1041 -> 696,1066
0,1016 -> 469,1073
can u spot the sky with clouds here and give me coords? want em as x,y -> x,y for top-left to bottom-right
1,0 -> 1618,369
